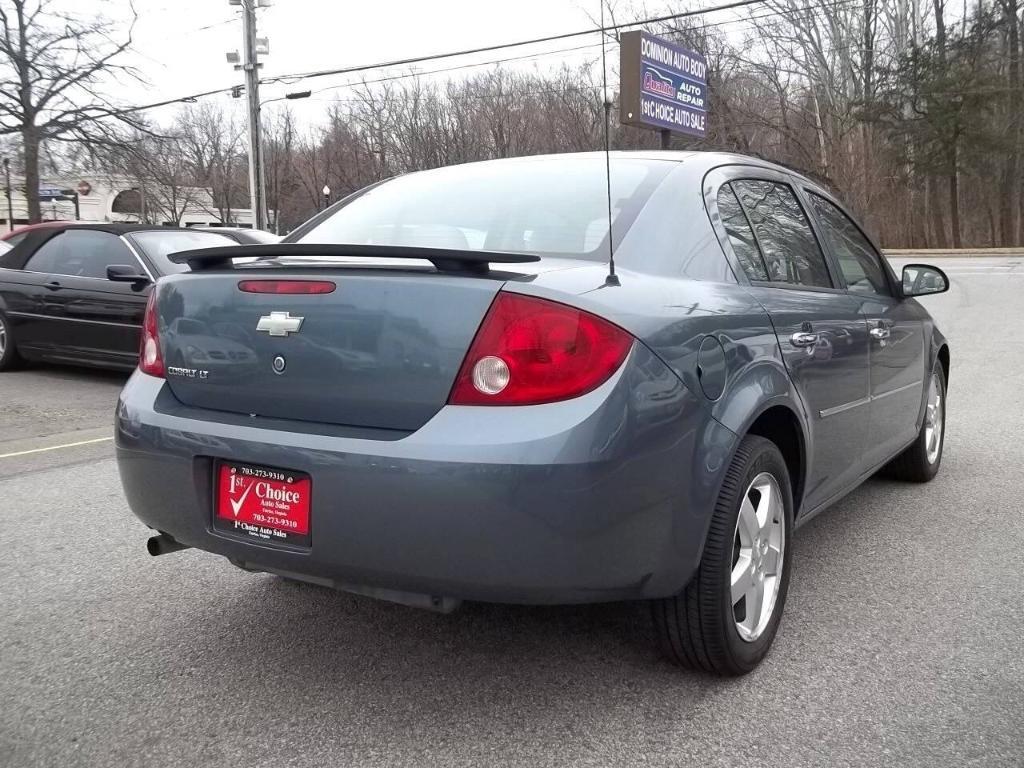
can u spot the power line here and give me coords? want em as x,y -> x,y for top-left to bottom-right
298,42 -> 608,100
264,0 -> 864,102
258,0 -> 772,87
109,87 -> 239,117
103,0 -> 864,119
193,16 -> 239,33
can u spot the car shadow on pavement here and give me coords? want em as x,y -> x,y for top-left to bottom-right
150,475 -> 915,705
14,361 -> 131,384
139,564 -> 754,735
95,467 -> 966,761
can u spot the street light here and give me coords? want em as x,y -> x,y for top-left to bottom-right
241,90 -> 310,232
322,185 -> 331,210
258,90 -> 312,108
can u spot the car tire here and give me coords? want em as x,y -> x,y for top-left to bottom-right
0,311 -> 24,371
882,361 -> 946,482
652,434 -> 794,676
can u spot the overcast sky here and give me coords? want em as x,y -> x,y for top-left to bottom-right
109,0 -> 616,125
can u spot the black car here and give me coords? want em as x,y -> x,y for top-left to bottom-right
0,224 -> 246,371
191,226 -> 281,245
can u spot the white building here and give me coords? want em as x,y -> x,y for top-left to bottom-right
1,174 -> 257,230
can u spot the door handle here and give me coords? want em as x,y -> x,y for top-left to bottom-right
870,327 -> 890,340
789,332 -> 818,348
44,280 -> 61,291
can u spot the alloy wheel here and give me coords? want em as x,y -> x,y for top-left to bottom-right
731,472 -> 786,642
0,316 -> 6,358
924,372 -> 944,464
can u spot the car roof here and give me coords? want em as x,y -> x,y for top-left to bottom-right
0,223 -> 234,271
35,223 -> 199,235
1,220 -> 77,240
384,150 -> 824,192
4,221 -> 220,240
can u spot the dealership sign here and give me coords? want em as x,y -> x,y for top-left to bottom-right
619,31 -> 707,138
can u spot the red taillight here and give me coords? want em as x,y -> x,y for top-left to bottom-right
139,290 -> 164,378
238,280 -> 336,294
449,293 -> 633,406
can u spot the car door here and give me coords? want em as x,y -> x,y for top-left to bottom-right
724,176 -> 872,512
0,232 -> 69,357
41,229 -> 152,367
805,192 -> 927,467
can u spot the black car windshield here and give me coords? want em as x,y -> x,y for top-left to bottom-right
128,230 -> 236,274
295,156 -> 674,260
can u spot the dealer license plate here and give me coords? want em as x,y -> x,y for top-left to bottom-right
214,461 -> 311,547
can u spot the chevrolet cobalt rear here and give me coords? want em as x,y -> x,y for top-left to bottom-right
116,152 -> 950,675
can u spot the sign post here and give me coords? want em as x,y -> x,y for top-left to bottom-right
619,31 -> 708,143
38,186 -> 80,220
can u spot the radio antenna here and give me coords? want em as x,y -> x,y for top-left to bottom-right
599,1 -> 619,287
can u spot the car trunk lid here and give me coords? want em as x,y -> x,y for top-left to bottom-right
155,268 -> 507,431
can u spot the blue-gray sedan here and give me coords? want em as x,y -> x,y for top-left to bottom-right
115,151 -> 950,675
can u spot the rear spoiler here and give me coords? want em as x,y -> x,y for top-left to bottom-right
167,243 -> 541,274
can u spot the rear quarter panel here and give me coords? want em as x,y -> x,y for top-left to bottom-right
512,163 -> 811,557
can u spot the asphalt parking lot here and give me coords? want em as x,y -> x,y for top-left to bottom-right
1,257 -> 1021,767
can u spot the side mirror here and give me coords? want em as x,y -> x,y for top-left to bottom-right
106,264 -> 151,286
901,263 -> 949,298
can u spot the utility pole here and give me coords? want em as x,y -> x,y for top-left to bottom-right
3,158 -> 13,231
241,0 -> 268,231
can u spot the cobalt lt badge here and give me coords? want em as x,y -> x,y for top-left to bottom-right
272,355 -> 287,375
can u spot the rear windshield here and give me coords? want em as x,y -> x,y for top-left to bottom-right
295,156 -> 673,260
128,230 -> 236,274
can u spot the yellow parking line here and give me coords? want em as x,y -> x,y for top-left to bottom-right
0,436 -> 113,459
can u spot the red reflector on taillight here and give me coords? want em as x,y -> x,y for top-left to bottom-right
238,280 -> 336,294
139,289 -> 164,378
448,292 -> 633,406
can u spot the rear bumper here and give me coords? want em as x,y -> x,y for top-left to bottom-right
115,346 -> 737,605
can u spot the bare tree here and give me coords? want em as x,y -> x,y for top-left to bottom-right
176,103 -> 247,225
264,107 -> 299,233
0,0 -> 141,222
97,128 -> 203,225
997,0 -> 1020,244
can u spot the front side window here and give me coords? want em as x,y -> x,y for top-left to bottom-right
51,230 -> 136,279
295,157 -> 673,260
717,184 -> 768,281
732,180 -> 832,288
808,193 -> 890,296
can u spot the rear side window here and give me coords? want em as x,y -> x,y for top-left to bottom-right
732,180 -> 832,288
807,193 -> 890,296
23,235 -> 64,273
717,184 -> 768,281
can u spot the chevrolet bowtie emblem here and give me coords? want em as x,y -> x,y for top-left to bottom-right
256,311 -> 304,337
